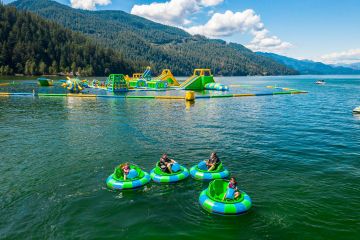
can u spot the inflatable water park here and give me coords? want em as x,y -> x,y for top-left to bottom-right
0,67 -> 308,100
105,156 -> 252,216
89,67 -> 229,92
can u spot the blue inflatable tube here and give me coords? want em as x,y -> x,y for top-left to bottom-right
136,79 -> 147,88
204,83 -> 229,91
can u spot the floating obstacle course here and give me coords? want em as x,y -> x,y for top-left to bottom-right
61,77 -> 87,93
126,67 -> 177,89
106,74 -> 128,92
153,69 -> 179,86
87,67 -> 229,92
1,67 -> 308,100
180,69 -> 229,91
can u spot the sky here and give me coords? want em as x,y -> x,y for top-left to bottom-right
5,0 -> 360,64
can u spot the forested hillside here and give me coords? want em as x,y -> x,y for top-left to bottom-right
11,0 -> 298,76
0,4 -> 136,76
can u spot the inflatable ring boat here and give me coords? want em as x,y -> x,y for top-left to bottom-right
150,162 -> 189,183
199,179 -> 252,215
190,162 -> 230,180
106,164 -> 151,190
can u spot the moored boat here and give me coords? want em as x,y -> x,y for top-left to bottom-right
353,106 -> 360,114
38,77 -> 53,86
315,80 -> 326,85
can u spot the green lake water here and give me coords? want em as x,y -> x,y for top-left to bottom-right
0,76 -> 359,239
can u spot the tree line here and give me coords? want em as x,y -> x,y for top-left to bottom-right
0,3 -> 136,76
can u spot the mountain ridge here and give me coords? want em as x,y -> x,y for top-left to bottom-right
11,0 -> 298,76
332,62 -> 360,70
257,52 -> 360,75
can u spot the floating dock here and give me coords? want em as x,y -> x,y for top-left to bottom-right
0,90 -> 308,100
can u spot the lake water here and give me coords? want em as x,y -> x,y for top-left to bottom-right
0,76 -> 359,239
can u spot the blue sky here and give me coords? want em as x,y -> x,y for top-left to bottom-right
5,0 -> 360,64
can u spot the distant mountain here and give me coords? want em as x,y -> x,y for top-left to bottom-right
11,0 -> 298,76
257,52 -> 360,75
332,62 -> 360,70
0,4 -> 135,76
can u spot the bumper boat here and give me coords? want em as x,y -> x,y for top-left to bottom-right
150,162 -> 189,183
106,164 -> 151,190
190,161 -> 229,180
199,179 -> 252,215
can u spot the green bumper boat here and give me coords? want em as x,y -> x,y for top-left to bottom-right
106,165 -> 151,190
199,179 -> 252,215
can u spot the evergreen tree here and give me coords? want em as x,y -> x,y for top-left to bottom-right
0,4 -> 136,76
39,61 -> 46,75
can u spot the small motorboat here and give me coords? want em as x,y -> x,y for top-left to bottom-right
315,80 -> 326,85
353,107 -> 360,114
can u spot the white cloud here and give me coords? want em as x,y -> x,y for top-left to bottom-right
186,10 -> 292,53
70,0 -> 112,10
131,1 -> 290,53
186,10 -> 263,37
131,0 -> 224,26
246,29 -> 292,52
201,0 -> 224,7
320,49 -> 360,64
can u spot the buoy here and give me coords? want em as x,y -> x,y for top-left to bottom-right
185,91 -> 195,101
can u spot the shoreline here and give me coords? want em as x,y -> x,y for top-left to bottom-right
2,74 -> 360,81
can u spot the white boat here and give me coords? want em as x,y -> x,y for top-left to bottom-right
316,80 -> 326,85
353,107 -> 360,114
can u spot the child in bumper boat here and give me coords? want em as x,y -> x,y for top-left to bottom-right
206,152 -> 221,171
223,177 -> 240,200
159,154 -> 176,173
121,163 -> 130,180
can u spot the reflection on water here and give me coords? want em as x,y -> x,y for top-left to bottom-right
185,100 -> 195,110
